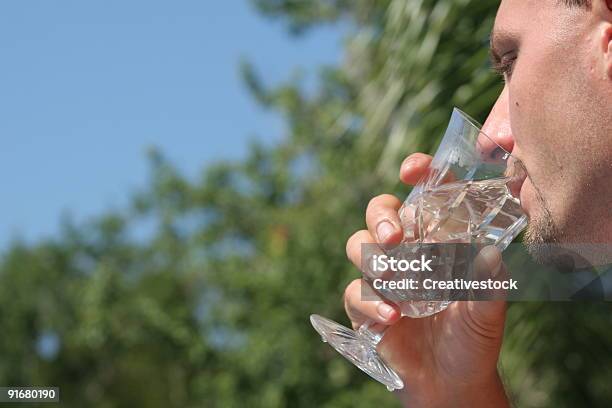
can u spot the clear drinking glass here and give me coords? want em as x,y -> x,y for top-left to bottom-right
310,108 -> 528,391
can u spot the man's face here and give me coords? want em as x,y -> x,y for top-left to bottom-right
484,0 -> 612,257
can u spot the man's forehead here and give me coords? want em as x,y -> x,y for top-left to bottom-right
497,0 -> 548,15
494,0 -> 532,35
491,0 -> 543,49
490,7 -> 522,59
494,0 -> 555,32
492,0 -> 575,49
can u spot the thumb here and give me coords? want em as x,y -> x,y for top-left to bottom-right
466,245 -> 507,332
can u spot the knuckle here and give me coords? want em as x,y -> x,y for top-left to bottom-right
366,195 -> 381,212
378,193 -> 398,203
343,279 -> 362,310
366,194 -> 397,213
412,152 -> 431,161
346,230 -> 367,260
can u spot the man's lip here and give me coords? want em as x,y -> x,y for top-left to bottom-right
506,156 -> 527,200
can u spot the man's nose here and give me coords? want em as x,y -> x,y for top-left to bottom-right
480,86 -> 515,156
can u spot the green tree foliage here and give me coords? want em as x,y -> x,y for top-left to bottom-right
1,1 -> 611,407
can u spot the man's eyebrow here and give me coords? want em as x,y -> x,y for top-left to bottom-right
489,27 -> 519,64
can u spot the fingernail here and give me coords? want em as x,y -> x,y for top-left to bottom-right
376,221 -> 396,243
491,260 -> 503,278
483,246 -> 503,278
402,158 -> 418,173
377,302 -> 395,320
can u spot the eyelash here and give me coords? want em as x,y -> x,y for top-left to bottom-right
493,56 -> 516,78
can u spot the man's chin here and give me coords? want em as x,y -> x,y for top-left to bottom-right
524,212 -> 563,266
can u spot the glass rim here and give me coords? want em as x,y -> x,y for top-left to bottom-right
452,107 -> 513,158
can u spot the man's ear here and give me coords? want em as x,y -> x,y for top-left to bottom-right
594,0 -> 612,78
597,0 -> 612,12
606,26 -> 612,79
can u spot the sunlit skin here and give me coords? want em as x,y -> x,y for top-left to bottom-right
494,0 -> 612,250
343,1 -> 612,406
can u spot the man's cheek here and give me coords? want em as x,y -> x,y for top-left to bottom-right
507,58 -> 550,151
507,80 -> 528,152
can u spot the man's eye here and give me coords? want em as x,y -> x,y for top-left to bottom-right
493,55 -> 517,78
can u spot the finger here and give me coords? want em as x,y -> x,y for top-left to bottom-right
346,229 -> 393,281
400,152 -> 456,186
343,278 -> 400,329
466,246 -> 508,329
463,297 -> 506,341
346,230 -> 375,271
365,194 -> 403,246
472,245 -> 507,300
399,153 -> 433,185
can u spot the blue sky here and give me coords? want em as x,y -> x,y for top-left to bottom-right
0,1 -> 344,248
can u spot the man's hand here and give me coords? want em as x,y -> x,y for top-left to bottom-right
344,153 -> 511,408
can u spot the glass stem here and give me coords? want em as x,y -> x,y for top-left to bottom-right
357,318 -> 385,346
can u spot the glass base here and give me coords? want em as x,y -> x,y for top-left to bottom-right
310,314 -> 404,391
